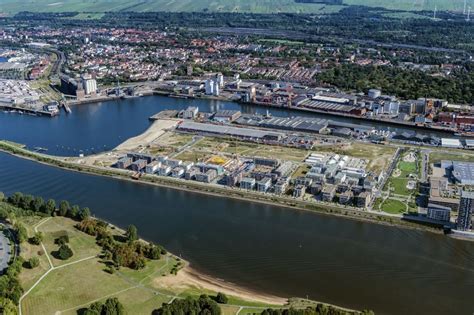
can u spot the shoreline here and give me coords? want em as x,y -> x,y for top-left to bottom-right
104,221 -> 288,306
66,89 -> 457,136
0,141 -> 449,237
50,87 -> 457,138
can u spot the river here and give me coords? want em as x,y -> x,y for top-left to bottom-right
0,95 -> 447,156
0,96 -> 473,315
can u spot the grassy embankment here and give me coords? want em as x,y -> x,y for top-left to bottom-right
0,199 -> 367,315
0,140 -> 442,233
9,212 -> 283,315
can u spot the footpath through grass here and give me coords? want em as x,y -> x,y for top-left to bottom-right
16,215 -> 288,315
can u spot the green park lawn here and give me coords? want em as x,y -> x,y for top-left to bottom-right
380,199 -> 406,214
398,161 -> 417,174
17,216 -> 284,315
37,216 -> 101,267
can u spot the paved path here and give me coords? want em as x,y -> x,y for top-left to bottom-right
18,217 -> 96,315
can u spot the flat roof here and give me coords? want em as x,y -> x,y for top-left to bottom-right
178,121 -> 284,139
441,138 -> 462,146
461,190 -> 474,199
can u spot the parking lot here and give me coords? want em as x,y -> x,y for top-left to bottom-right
0,228 -> 11,273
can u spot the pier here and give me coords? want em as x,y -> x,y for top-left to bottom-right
0,104 -> 56,117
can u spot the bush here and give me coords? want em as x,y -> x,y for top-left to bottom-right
26,257 -> 40,269
29,232 -> 43,245
215,292 -> 228,304
55,234 -> 69,246
57,244 -> 73,260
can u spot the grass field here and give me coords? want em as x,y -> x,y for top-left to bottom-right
398,161 -> 417,173
37,217 -> 101,267
18,216 -> 285,315
191,137 -> 309,162
19,216 -> 181,315
316,142 -> 396,174
380,198 -> 406,214
429,151 -> 474,164
66,12 -> 105,20
1,0 -> 464,14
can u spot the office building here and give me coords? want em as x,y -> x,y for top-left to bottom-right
256,177 -> 272,192
117,157 -> 132,169
240,177 -> 256,190
427,203 -> 451,222
457,191 -> 474,231
130,159 -> 147,172
145,161 -> 161,174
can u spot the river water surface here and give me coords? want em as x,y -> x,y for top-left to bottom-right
0,96 -> 473,314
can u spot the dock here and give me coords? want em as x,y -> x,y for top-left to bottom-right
0,104 -> 56,117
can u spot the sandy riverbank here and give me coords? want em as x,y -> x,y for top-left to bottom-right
115,119 -> 180,151
155,265 -> 287,306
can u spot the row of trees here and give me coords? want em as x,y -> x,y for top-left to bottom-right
260,305 -> 374,315
76,218 -> 166,270
82,297 -> 125,315
0,245 -> 23,315
317,64 -> 474,104
5,192 -> 91,222
152,295 -> 221,315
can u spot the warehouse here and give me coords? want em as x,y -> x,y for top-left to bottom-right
178,121 -> 284,141
442,160 -> 474,185
441,138 -> 462,149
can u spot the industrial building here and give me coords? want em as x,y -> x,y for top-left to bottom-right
441,160 -> 474,185
213,110 -> 241,123
183,106 -> 199,119
178,121 -> 284,141
441,138 -> 462,149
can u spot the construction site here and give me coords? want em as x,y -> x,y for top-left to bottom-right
72,110 -> 397,209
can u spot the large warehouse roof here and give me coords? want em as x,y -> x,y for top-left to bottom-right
178,121 -> 284,139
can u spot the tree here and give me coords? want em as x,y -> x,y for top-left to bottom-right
147,245 -> 161,260
59,200 -> 70,216
8,192 -> 23,207
68,204 -> 80,219
153,295 -> 221,315
0,297 -> 18,315
20,195 -> 33,210
0,208 -> 8,221
83,298 -> 125,315
0,191 -> 4,202
29,232 -> 43,245
102,297 -> 125,315
14,223 -> 28,243
55,234 -> 69,246
31,196 -> 44,212
79,207 -> 91,220
43,199 -> 56,215
215,292 -> 228,304
126,224 -> 138,242
27,257 -> 40,269
57,244 -> 73,260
